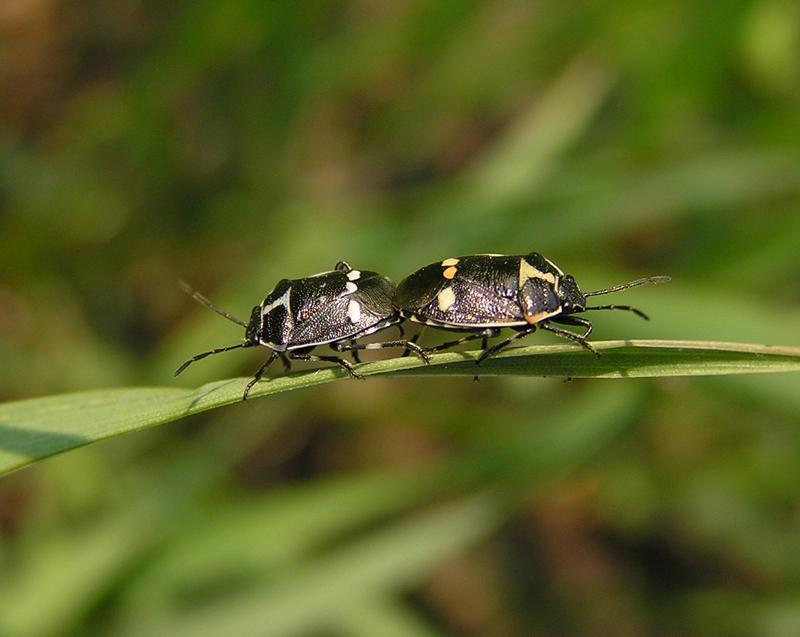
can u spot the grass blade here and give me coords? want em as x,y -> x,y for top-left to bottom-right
1,340 -> 799,476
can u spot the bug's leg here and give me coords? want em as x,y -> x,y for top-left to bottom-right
476,327 -> 537,364
279,353 -> 292,372
348,340 -> 362,364
290,350 -> 363,379
584,304 -> 649,320
395,323 -> 405,338
243,351 -> 279,400
174,343 -> 249,376
539,320 -> 600,357
550,315 -> 593,339
424,328 -> 498,355
401,327 -> 424,357
333,339 -> 430,364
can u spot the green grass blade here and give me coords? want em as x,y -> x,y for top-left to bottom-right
1,340 -> 799,477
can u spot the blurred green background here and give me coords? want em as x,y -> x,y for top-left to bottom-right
2,1 -> 800,635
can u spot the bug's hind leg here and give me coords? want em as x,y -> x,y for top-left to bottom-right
475,327 -> 537,364
290,350 -> 363,379
243,351 -> 279,401
348,340 -> 362,364
401,327 -> 424,357
423,328 -> 499,356
333,339 -> 430,364
539,318 -> 600,357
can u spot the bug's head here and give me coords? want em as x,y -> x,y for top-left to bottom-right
245,305 -> 262,345
556,274 -> 587,313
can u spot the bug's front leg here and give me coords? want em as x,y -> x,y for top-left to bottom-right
243,351 -> 279,400
539,319 -> 600,357
549,315 -> 593,339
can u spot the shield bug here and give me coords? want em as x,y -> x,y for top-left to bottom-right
394,253 -> 670,363
175,261 -> 429,399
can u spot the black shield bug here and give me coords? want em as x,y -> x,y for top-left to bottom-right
176,261 -> 429,399
394,253 -> 670,363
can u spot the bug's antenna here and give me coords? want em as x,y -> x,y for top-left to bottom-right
179,280 -> 248,327
583,275 -> 671,298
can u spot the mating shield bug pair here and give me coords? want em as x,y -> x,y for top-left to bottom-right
176,253 -> 669,399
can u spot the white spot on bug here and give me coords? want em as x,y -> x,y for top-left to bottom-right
519,259 -> 556,288
345,281 -> 358,294
347,299 -> 361,323
346,270 -> 361,281
364,343 -> 383,350
437,287 -> 456,311
262,287 -> 291,315
441,257 -> 459,266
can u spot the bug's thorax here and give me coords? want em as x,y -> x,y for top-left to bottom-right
512,253 -> 578,322
256,279 -> 294,351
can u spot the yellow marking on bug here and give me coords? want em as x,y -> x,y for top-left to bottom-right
518,259 -> 556,288
524,309 -> 561,324
437,287 -> 456,311
441,257 -> 459,266
443,266 -> 458,279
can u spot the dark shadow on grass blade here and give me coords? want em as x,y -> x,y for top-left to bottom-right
0,424 -> 88,462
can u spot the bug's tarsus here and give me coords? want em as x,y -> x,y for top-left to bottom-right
585,304 -> 649,320
179,280 -> 247,328
174,343 -> 249,377
243,351 -> 279,400
583,275 -> 671,298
